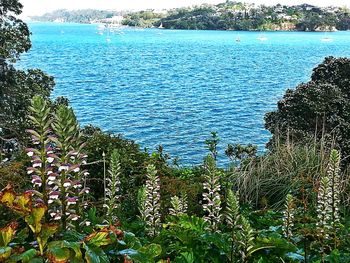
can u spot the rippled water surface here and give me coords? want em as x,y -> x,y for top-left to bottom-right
20,23 -> 350,165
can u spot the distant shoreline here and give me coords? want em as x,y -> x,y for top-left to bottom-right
29,3 -> 350,32
26,21 -> 346,32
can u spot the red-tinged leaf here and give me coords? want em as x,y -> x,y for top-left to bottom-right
0,222 -> 18,247
84,228 -> 111,247
13,191 -> 33,215
0,184 -> 16,206
47,246 -> 70,263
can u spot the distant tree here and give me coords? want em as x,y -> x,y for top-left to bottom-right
265,57 -> 350,160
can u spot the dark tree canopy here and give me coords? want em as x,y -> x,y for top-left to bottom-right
0,0 -> 31,62
265,56 -> 350,159
0,0 -> 55,155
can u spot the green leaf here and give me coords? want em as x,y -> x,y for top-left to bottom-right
83,244 -> 109,263
25,204 -> 46,234
20,249 -> 38,263
62,241 -> 83,260
47,246 -> 70,262
28,258 -> 44,263
37,223 -> 59,254
138,244 -> 162,258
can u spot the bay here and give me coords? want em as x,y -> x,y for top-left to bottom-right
19,23 -> 350,165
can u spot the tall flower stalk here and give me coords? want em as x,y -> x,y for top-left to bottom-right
142,164 -> 161,237
327,149 -> 341,230
237,216 -> 255,263
226,189 -> 240,262
104,150 -> 122,224
316,149 -> 341,249
202,155 -> 222,231
26,96 -> 88,231
282,194 -> 295,241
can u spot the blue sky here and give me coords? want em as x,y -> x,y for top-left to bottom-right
21,0 -> 349,17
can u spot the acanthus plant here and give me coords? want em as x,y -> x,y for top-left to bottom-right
25,96 -> 89,231
104,149 -> 122,224
202,155 -> 222,231
225,189 -> 240,262
282,193 -> 295,241
139,164 -> 161,237
316,149 -> 342,249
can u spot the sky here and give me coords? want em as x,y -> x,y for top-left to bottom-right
20,0 -> 349,17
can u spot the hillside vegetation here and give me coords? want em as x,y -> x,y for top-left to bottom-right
31,2 -> 350,31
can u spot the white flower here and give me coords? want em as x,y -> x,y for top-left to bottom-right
49,191 -> 60,200
48,174 -> 56,181
85,221 -> 91,226
59,165 -> 69,172
63,181 -> 72,188
33,162 -> 42,168
27,151 -> 34,157
47,157 -> 55,163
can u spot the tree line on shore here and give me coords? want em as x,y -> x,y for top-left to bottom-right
31,1 -> 350,31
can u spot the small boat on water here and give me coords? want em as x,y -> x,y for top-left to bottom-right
235,36 -> 241,42
257,34 -> 268,41
158,23 -> 164,29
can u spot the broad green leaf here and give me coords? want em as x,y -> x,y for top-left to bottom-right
28,258 -> 44,263
37,223 -> 59,253
25,204 -> 46,234
139,244 -> 162,258
83,244 -> 110,263
18,249 -> 38,263
123,232 -> 142,250
47,246 -> 70,263
62,241 -> 83,260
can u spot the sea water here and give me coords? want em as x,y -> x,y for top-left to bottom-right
19,23 -> 350,165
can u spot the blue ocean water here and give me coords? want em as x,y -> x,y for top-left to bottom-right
19,23 -> 350,165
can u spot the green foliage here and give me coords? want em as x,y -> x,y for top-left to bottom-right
0,0 -> 31,62
265,57 -> 350,165
81,125 -> 150,220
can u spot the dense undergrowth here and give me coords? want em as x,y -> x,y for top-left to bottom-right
1,96 -> 350,262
